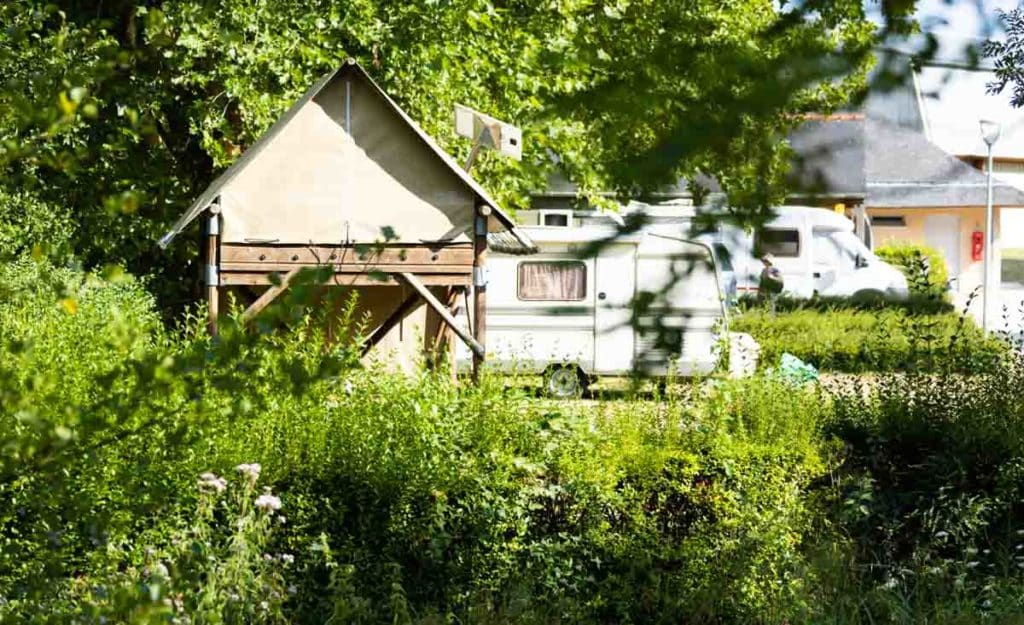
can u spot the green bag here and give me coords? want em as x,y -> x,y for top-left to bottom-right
776,352 -> 819,385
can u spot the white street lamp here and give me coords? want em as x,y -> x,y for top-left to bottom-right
980,118 -> 1001,334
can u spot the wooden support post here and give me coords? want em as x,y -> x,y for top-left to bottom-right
361,290 -> 421,357
397,272 -> 484,358
205,206 -> 221,337
449,289 -> 460,385
240,268 -> 302,324
428,287 -> 461,375
472,207 -> 489,382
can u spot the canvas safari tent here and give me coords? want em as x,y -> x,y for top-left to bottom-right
158,58 -> 535,378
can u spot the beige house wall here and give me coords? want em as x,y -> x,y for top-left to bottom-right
867,206 -> 1002,295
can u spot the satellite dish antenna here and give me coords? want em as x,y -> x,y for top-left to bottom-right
454,104 -> 522,172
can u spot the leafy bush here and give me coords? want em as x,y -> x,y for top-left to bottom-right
0,190 -> 76,261
732,306 -> 1006,373
875,242 -> 950,299
737,292 -> 955,315
813,352 -> 1024,623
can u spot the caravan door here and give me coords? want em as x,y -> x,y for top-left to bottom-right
634,233 -> 724,376
593,243 -> 636,374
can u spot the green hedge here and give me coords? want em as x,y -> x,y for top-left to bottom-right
738,293 -> 955,315
732,307 -> 1006,373
875,241 -> 949,299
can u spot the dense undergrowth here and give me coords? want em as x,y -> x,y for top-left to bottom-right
4,258 -> 1024,623
732,301 -> 1004,373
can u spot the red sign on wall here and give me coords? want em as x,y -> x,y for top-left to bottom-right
972,231 -> 984,262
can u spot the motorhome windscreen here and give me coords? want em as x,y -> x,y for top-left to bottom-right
755,228 -> 800,257
517,261 -> 587,301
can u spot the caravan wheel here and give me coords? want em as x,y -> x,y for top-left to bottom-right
544,366 -> 588,399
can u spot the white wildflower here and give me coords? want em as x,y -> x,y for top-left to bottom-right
254,494 -> 282,512
153,562 -> 169,578
934,531 -> 949,539
277,515 -> 287,525
344,380 -> 354,396
197,472 -> 227,493
966,561 -> 980,569
260,601 -> 269,611
280,553 -> 294,564
236,463 -> 261,482
263,553 -> 274,562
288,585 -> 297,596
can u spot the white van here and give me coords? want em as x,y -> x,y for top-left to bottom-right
455,225 -> 732,396
719,206 -> 909,300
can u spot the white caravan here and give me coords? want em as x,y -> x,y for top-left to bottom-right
718,206 -> 908,300
455,225 -> 729,396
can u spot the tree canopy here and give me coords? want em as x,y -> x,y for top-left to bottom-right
0,0 -> 914,309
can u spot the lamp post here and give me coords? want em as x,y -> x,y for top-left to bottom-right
980,119 -> 1001,333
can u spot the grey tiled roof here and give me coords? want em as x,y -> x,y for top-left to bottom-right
786,119 -> 865,198
866,119 -> 1024,207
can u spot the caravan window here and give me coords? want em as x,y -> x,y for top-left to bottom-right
755,228 -> 800,257
517,262 -> 587,301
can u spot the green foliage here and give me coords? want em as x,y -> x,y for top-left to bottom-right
815,355 -> 1024,624
0,0 -> 903,310
875,242 -> 950,299
0,257 -> 833,622
732,306 -> 1005,373
71,468 -> 291,624
0,190 -> 75,261
738,292 -> 955,315
7,256 -> 1024,623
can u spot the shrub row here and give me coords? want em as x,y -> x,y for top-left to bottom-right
875,241 -> 950,299
732,306 -> 1006,373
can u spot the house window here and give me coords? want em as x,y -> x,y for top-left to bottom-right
517,262 -> 587,301
872,215 -> 907,227
755,228 -> 800,257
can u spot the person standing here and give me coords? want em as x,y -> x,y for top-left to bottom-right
758,254 -> 784,313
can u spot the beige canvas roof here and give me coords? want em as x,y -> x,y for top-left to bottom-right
158,59 -> 533,251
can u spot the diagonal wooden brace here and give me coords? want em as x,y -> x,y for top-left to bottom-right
360,290 -> 421,357
397,272 -> 484,359
241,268 -> 301,323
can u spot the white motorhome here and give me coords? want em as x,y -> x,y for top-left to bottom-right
455,225 -> 730,396
718,206 -> 908,300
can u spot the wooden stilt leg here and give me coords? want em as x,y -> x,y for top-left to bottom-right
472,208 -> 489,383
449,287 -> 462,385
206,207 -> 221,337
429,286 -> 460,370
